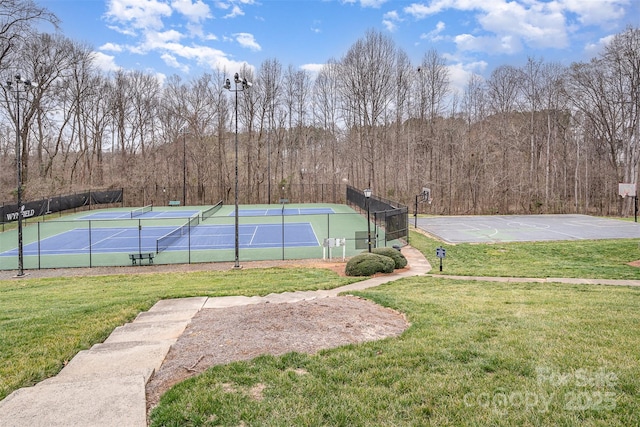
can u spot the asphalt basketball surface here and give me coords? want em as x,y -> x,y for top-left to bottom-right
416,214 -> 640,244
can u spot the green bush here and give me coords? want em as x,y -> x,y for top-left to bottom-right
371,247 -> 407,269
345,253 -> 395,276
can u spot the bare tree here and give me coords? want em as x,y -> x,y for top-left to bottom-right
413,49 -> 450,194
567,27 -> 640,215
313,59 -> 342,196
0,0 -> 58,70
486,65 -> 520,212
256,58 -> 282,203
339,29 -> 399,190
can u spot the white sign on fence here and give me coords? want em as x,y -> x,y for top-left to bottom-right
323,237 -> 346,260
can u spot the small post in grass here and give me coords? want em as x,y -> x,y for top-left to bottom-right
436,246 -> 446,272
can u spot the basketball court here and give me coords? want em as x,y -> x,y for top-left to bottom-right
416,214 -> 640,244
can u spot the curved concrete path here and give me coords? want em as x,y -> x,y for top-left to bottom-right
0,247 -> 431,427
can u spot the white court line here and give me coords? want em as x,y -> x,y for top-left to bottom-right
81,229 -> 130,250
248,225 -> 259,245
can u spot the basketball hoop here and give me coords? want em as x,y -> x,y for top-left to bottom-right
421,187 -> 432,204
619,183 -> 636,199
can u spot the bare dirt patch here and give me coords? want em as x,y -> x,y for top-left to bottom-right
145,295 -> 409,411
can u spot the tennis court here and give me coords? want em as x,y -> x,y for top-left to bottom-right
232,207 -> 335,216
0,223 -> 318,256
0,203 -> 402,270
417,214 -> 640,244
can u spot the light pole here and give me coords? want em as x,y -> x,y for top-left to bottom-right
6,74 -> 37,277
224,73 -> 252,269
178,123 -> 187,207
364,188 -> 372,252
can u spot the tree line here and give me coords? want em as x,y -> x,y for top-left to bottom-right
1,1 -> 638,216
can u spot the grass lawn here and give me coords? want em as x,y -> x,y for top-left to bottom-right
3,230 -> 640,425
0,268 -> 360,401
150,278 -> 640,426
410,230 -> 640,279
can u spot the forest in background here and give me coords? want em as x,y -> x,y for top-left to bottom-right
0,1 -> 638,216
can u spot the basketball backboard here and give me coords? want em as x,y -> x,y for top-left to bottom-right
619,183 -> 636,198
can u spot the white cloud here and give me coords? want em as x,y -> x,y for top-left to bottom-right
454,33 -> 523,55
446,60 -> 488,94
560,0 -> 628,26
234,32 -> 261,51
301,63 -> 325,74
106,24 -> 137,37
383,10 -> 401,32
224,5 -> 244,18
584,34 -> 615,57
171,0 -> 211,22
105,0 -> 173,31
161,53 -> 190,73
149,29 -> 185,44
360,0 -> 388,7
99,42 -> 124,52
311,20 -> 322,34
383,19 -> 396,32
404,0 -> 451,19
153,41 -> 250,73
420,21 -> 446,41
91,51 -> 121,73
477,0 -> 569,49
404,0 -> 632,55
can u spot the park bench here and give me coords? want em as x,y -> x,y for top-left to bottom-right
168,200 -> 180,206
129,252 -> 155,265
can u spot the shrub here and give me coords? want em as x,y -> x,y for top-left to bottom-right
371,247 -> 407,269
345,253 -> 395,276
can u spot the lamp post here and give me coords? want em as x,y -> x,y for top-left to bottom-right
364,188 -> 372,252
224,73 -> 252,269
178,123 -> 187,207
6,74 -> 36,277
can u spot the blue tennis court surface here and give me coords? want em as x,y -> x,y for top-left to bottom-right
0,222 -> 319,256
165,223 -> 318,251
231,207 -> 335,216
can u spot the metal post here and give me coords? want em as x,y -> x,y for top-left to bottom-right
224,73 -> 251,269
6,75 -> 35,276
234,85 -> 240,268
15,80 -> 23,276
364,188 -> 371,253
183,129 -> 187,207
268,129 -> 271,205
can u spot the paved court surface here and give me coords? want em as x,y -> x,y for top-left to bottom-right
416,214 -> 640,244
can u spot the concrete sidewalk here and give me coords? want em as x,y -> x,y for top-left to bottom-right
0,247 -> 430,427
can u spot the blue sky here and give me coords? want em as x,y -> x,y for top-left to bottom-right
41,0 -> 640,91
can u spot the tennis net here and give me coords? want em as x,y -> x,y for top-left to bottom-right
202,200 -> 223,220
156,215 -> 200,253
131,204 -> 152,218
